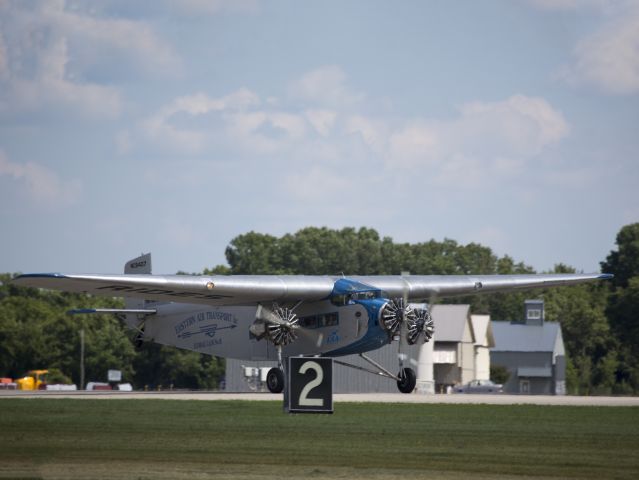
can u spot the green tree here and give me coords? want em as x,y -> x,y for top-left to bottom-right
132,343 -> 224,390
0,278 -> 135,386
542,282 -> 614,395
606,277 -> 639,392
490,365 -> 510,385
601,223 -> 639,288
601,223 -> 639,393
202,265 -> 231,275
225,232 -> 282,274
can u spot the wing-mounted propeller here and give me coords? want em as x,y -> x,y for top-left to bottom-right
406,306 -> 434,345
380,296 -> 434,344
381,297 -> 415,337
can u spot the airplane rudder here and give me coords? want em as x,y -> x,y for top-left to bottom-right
124,253 -> 152,274
123,252 -> 152,329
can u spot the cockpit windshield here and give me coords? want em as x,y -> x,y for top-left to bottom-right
329,278 -> 382,306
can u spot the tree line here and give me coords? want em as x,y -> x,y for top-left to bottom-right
1,223 -> 638,394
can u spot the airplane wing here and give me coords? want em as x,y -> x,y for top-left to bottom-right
13,273 -> 336,306
13,272 -> 612,306
354,273 -> 613,300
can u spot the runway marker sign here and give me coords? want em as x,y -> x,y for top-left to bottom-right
287,357 -> 333,414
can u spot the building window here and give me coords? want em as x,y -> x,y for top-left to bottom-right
433,345 -> 457,364
527,309 -> 542,320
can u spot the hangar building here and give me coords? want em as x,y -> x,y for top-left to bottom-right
490,300 -> 566,395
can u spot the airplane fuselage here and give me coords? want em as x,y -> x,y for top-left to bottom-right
141,298 -> 391,360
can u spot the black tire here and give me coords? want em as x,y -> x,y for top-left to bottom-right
397,367 -> 417,394
266,368 -> 285,393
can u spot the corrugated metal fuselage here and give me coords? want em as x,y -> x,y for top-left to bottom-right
141,299 -> 390,361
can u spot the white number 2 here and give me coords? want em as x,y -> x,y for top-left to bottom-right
298,361 -> 324,407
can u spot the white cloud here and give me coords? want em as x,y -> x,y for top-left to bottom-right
305,109 -> 337,137
0,150 -> 81,208
386,95 -> 569,185
0,32 -> 122,117
289,65 -> 365,108
285,166 -> 351,201
141,88 -> 262,153
115,130 -> 132,155
0,33 -> 8,79
567,5 -> 639,94
344,115 -> 388,155
542,164 -> 602,188
225,110 -> 310,155
138,68 -> 570,195
172,0 -> 260,15
460,95 -> 569,150
536,0 -> 639,95
0,0 -> 181,118
45,1 -> 179,75
388,123 -> 439,168
527,0 -> 608,11
142,88 -> 315,156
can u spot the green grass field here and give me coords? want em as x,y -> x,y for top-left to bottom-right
0,399 -> 638,480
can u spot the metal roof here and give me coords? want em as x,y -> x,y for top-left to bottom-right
431,304 -> 473,343
471,314 -> 495,348
490,321 -> 562,353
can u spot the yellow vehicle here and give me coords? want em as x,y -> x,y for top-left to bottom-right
16,369 -> 49,390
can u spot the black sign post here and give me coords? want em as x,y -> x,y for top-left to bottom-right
286,357 -> 333,414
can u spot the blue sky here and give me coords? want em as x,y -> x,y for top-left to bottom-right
1,0 -> 637,275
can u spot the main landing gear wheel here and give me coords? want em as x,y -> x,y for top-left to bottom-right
266,367 -> 285,393
397,367 -> 417,394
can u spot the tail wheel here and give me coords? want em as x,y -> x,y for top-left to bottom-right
266,367 -> 285,393
397,367 -> 416,394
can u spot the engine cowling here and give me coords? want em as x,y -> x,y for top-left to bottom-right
380,300 -> 434,344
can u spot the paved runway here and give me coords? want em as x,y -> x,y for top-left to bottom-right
2,390 -> 638,406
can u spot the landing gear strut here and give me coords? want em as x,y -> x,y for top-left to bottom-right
334,354 -> 418,394
379,299 -> 434,393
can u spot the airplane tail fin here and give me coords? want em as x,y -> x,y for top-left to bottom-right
124,253 -> 152,274
124,253 -> 152,330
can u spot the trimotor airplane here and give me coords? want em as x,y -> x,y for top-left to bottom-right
13,253 -> 613,394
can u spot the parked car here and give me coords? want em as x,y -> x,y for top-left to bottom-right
454,379 -> 503,394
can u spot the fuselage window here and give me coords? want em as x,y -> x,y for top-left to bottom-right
330,290 -> 379,306
298,315 -> 318,329
330,294 -> 348,306
352,291 -> 379,300
323,312 -> 339,327
299,312 -> 339,329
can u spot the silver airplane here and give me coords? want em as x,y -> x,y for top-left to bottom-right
13,253 -> 613,394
